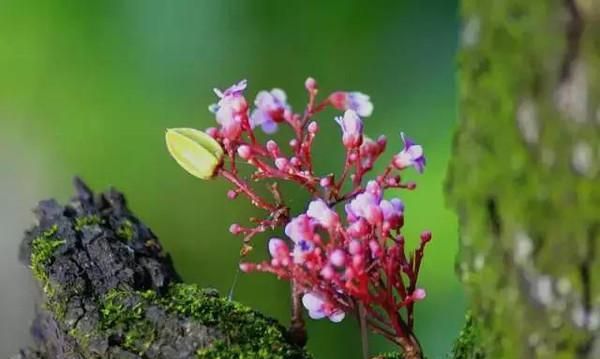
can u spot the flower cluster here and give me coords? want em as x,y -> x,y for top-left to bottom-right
166,77 -> 431,357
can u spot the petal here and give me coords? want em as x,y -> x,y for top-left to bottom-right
250,109 -> 268,128
308,310 -> 327,320
254,90 -> 271,107
261,119 -> 279,134
328,311 -> 345,323
406,145 -> 423,159
271,88 -> 287,103
302,292 -> 324,311
268,238 -> 286,257
357,101 -> 373,117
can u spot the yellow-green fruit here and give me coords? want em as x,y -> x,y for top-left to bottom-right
165,128 -> 224,179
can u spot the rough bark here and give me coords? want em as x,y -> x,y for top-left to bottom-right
13,178 -> 309,359
448,0 -> 600,358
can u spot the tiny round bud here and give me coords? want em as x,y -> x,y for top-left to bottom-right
412,288 -> 426,300
305,77 -> 318,91
275,157 -> 288,170
266,140 -> 279,154
344,267 -> 355,279
352,254 -> 365,268
329,249 -> 346,267
289,139 -> 298,148
308,121 -> 319,134
368,240 -> 381,258
290,157 -> 301,167
229,223 -> 242,235
329,91 -> 347,110
227,190 -> 238,199
239,262 -> 253,272
381,221 -> 391,234
420,230 -> 432,243
348,240 -> 362,255
237,145 -> 252,160
205,127 -> 219,138
407,182 -> 417,190
320,175 -> 333,188
349,152 -> 358,162
320,265 -> 334,280
376,135 -> 387,149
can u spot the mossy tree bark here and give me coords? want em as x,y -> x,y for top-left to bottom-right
448,0 -> 600,358
15,178 -> 309,359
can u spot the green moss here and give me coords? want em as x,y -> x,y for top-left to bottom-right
74,215 -> 104,231
116,220 -> 134,241
30,225 -> 65,296
450,312 -> 485,359
99,289 -> 156,354
94,284 -> 308,358
161,284 -> 308,358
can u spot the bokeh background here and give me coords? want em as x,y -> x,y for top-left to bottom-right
0,1 -> 463,358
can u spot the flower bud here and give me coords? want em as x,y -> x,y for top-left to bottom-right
227,190 -> 238,199
348,240 -> 362,255
305,77 -> 318,91
237,145 -> 252,160
275,157 -> 288,170
266,140 -> 280,155
420,230 -> 432,243
329,249 -> 346,267
412,288 -> 426,301
335,110 -> 363,149
165,128 -> 224,180
320,175 -> 333,188
229,223 -> 242,235
320,265 -> 334,280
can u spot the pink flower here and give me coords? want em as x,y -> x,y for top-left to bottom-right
285,214 -> 317,264
329,91 -> 373,117
268,238 -> 290,267
352,194 -> 382,225
292,239 -> 314,264
284,214 -> 315,244
302,292 -> 345,322
306,199 -> 339,229
392,132 -> 426,173
250,89 -> 289,134
347,182 -> 384,226
380,198 -> 404,229
210,80 -> 248,140
365,180 -> 383,201
335,110 -> 364,148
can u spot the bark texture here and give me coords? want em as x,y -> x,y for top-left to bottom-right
448,0 -> 600,358
14,178 -> 309,359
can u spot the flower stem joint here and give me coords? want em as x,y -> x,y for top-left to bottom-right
166,77 -> 432,357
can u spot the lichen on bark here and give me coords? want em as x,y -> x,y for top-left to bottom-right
15,178 -> 309,359
448,0 -> 600,357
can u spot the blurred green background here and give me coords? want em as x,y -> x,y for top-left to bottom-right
0,0 -> 463,358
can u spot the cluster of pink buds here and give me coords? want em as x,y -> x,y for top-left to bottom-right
166,77 -> 430,358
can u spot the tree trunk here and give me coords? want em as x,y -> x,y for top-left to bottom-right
14,178 -> 309,359
448,0 -> 600,357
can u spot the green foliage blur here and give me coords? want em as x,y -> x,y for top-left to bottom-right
0,0 -> 462,357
